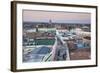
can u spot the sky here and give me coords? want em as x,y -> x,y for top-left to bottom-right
23,10 -> 91,24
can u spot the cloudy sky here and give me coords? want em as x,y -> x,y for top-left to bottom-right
23,10 -> 91,24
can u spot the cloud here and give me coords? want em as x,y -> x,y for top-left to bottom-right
23,10 -> 91,24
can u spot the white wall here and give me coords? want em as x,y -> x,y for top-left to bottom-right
0,0 -> 99,73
